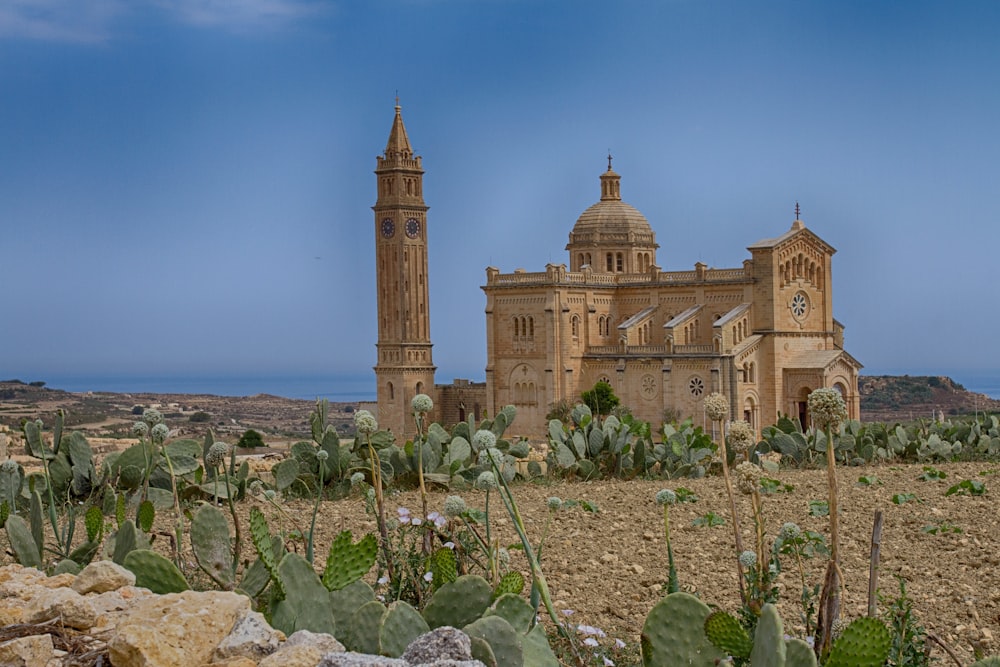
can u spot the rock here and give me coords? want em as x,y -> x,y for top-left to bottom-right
24,586 -> 95,630
72,560 -> 136,594
402,627 -> 472,663
285,629 -> 345,653
258,644 -> 323,667
214,609 -> 285,661
206,659 -> 258,667
317,654 -> 406,666
109,590 -> 250,667
0,634 -> 54,667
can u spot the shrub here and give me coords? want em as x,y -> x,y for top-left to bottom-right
189,411 -> 212,423
237,429 -> 266,449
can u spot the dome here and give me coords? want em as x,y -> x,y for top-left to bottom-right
572,198 -> 653,235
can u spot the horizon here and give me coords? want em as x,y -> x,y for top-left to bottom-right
3,2 -> 1000,386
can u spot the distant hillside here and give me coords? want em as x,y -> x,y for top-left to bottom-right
859,375 -> 1000,422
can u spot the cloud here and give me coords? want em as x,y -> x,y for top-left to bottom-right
0,0 -> 126,43
0,0 -> 331,43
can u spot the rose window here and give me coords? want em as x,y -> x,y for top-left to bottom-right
790,292 -> 809,320
641,374 -> 657,398
689,376 -> 705,397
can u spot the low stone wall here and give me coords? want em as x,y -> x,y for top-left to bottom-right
0,563 -> 485,667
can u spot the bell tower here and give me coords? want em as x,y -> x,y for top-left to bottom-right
373,103 -> 436,437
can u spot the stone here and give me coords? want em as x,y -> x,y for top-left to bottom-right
72,560 -> 136,594
204,659 -> 257,667
285,629 -> 345,653
108,590 -> 250,667
317,653 -> 406,666
24,586 -> 95,630
0,634 -> 54,667
214,609 -> 285,661
40,573 -> 76,589
258,644 -> 323,667
402,627 -> 472,663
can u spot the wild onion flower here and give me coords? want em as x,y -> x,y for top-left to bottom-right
739,550 -> 757,568
263,489 -> 277,501
704,392 -> 729,421
142,408 -> 163,427
655,489 -> 677,506
249,480 -> 264,496
411,394 -> 433,414
350,472 -> 365,486
353,410 -> 378,435
735,461 -> 762,495
475,471 -> 497,490
443,495 -> 467,517
779,522 -> 801,541
472,429 -> 497,451
150,423 -> 169,441
727,420 -> 756,454
206,442 -> 230,468
497,547 -> 510,566
808,387 -> 848,430
131,422 -> 149,437
316,449 -> 330,461
477,447 -> 504,467
1,460 -> 18,474
546,496 -> 563,511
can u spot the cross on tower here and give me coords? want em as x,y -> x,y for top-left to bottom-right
607,151 -> 613,171
795,201 -> 801,219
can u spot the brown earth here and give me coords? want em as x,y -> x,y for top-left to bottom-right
253,461 -> 999,665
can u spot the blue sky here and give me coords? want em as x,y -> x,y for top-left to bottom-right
3,1 -> 999,393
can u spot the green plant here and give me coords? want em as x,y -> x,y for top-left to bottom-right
881,577 -> 929,667
920,521 -> 962,535
809,500 -> 830,516
856,474 -> 881,487
945,478 -> 986,496
236,429 -> 265,448
917,466 -> 947,481
580,381 -> 620,418
691,511 -> 725,527
891,493 -> 918,505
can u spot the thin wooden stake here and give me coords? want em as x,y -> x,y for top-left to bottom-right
867,509 -> 884,617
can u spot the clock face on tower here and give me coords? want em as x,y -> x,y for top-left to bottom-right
381,218 -> 395,238
405,218 -> 421,239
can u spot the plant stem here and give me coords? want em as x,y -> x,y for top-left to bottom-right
367,438 -> 395,583
716,420 -> 748,604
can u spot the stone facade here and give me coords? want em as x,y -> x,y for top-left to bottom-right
373,107 -> 860,440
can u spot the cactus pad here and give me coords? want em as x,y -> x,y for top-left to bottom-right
521,623 -> 559,667
469,636 -> 498,667
493,570 -> 524,599
344,599 -> 388,655
191,503 -> 234,588
379,600 -> 430,658
428,546 -> 458,591
704,610 -> 752,659
641,592 -> 725,667
270,552 -> 336,636
4,515 -> 41,569
321,530 -> 377,591
137,500 -> 155,534
824,617 -> 892,667
249,507 -> 283,597
111,520 -> 137,565
464,616 -> 523,667
123,549 -> 190,594
330,579 -> 376,642
785,637 -> 818,667
486,593 -> 534,634
422,574 -> 493,630
750,603 -> 786,667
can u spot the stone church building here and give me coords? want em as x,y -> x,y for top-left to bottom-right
372,104 -> 861,439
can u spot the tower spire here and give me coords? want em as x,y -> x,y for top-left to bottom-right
384,101 -> 413,158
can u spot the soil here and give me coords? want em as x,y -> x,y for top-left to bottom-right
257,461 -> 999,665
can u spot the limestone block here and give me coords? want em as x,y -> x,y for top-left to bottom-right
0,634 -> 54,667
284,629 -> 345,654
257,644 -> 322,667
402,627 -> 472,664
72,560 -> 136,594
108,590 -> 250,667
40,573 -> 76,589
213,609 -> 285,661
24,586 -> 95,630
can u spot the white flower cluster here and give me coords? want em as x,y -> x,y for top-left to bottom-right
206,442 -> 230,468
443,495 -> 467,517
475,471 -> 497,490
807,387 -> 848,430
1,460 -> 18,474
738,550 -> 757,568
411,394 -> 434,414
150,423 -> 169,441
727,420 -> 756,454
472,429 -> 497,451
703,392 -> 729,421
779,522 -> 801,541
735,461 -> 762,495
655,489 -> 677,506
132,422 -> 149,437
546,496 -> 563,511
353,410 -> 378,436
142,408 -> 163,427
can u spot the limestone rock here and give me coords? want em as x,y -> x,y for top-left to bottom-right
317,654 -> 406,666
0,634 -> 54,667
73,560 -> 136,594
24,586 -> 95,630
258,644 -> 323,667
402,627 -> 472,663
109,590 -> 250,667
214,609 -> 285,661
204,659 -> 258,667
285,629 -> 345,653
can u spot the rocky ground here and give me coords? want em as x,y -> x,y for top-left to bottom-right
260,460 -> 999,665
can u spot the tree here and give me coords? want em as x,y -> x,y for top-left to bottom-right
581,381 -> 620,418
189,411 -> 211,423
237,429 -> 266,449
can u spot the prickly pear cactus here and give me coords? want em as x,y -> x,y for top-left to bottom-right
321,530 -> 377,592
521,624 -> 559,667
824,617 -> 891,667
641,592 -> 726,667
464,616 -> 523,667
492,570 -> 524,599
704,610 -> 752,659
422,574 -> 493,630
485,593 -> 534,634
344,600 -> 388,655
750,603 -> 786,667
84,505 -> 102,543
270,552 -> 336,636
249,507 -> 283,597
4,515 -> 42,569
427,546 -> 458,591
785,637 -> 817,667
111,520 -> 137,566
191,504 -> 235,588
137,500 -> 155,534
969,658 -> 1000,667
330,579 -> 376,641
123,549 -> 190,594
379,600 -> 430,658
469,636 -> 497,667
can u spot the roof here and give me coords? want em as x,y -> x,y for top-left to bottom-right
747,219 -> 836,255
384,105 -> 413,157
714,303 -> 751,327
664,305 -> 702,328
785,349 -> 863,371
618,305 -> 657,329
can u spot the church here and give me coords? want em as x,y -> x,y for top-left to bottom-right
371,104 -> 861,439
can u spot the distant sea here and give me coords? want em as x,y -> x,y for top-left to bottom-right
33,375 -> 378,403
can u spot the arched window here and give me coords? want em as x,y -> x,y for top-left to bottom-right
415,381 -> 423,394
387,382 -> 395,400
606,253 -> 613,271
571,314 -> 580,338
528,317 -> 534,337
